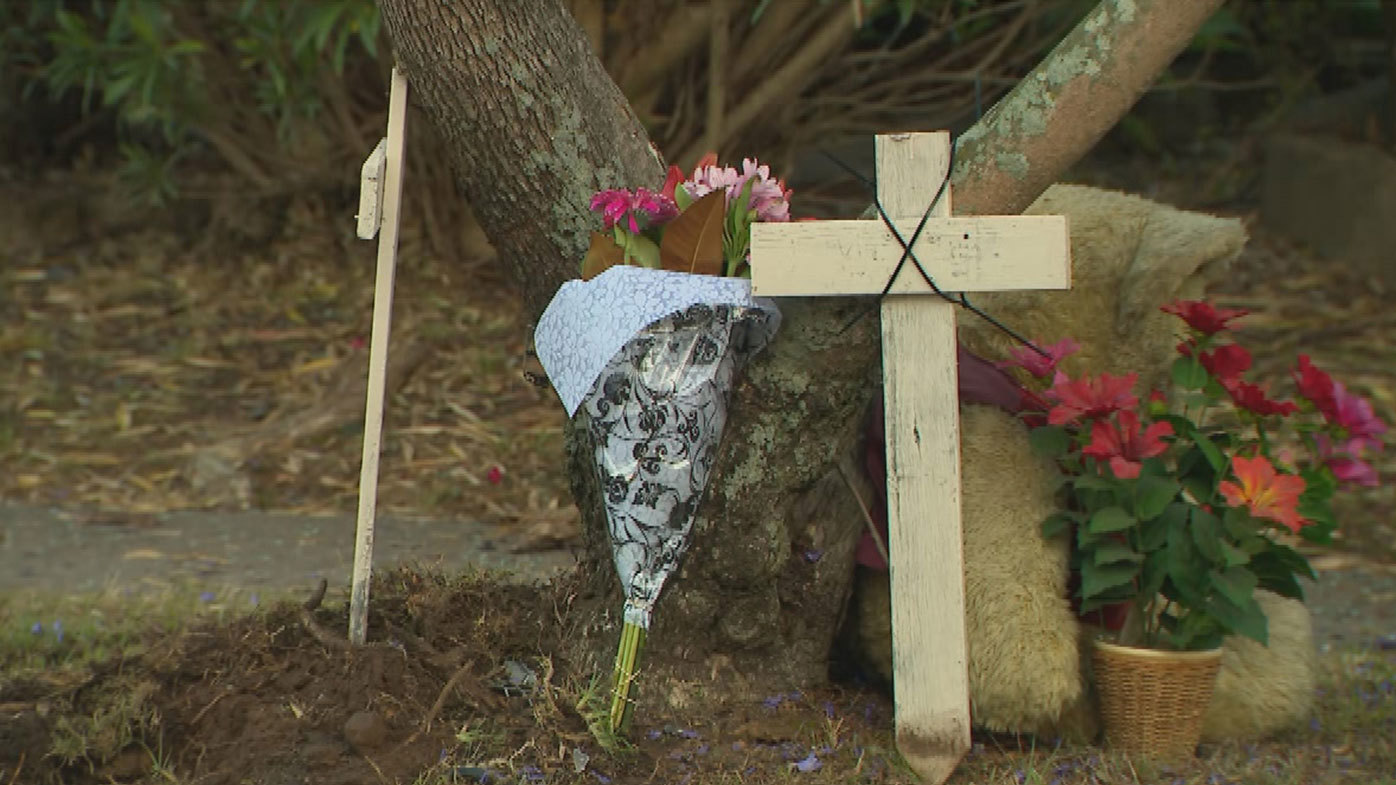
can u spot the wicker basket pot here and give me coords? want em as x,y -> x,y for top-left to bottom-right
1091,638 -> 1223,761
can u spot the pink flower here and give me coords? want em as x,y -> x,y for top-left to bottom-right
1329,382 -> 1388,451
683,157 -> 791,223
1082,410 -> 1174,479
1316,435 -> 1380,487
1043,371 -> 1139,425
589,187 -> 677,233
487,465 -> 504,485
998,338 -> 1080,380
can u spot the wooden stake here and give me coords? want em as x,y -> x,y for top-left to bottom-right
349,67 -> 409,646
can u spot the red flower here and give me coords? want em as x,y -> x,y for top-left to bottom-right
1082,410 -> 1174,479
660,165 -> 685,202
1044,371 -> 1139,425
1161,300 -> 1250,334
1199,344 -> 1252,382
998,338 -> 1080,380
1222,378 -> 1298,417
1218,455 -> 1309,533
1293,355 -> 1337,419
487,465 -> 504,485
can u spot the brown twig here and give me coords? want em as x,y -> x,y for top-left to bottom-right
703,0 -> 730,158
299,579 -> 351,651
6,752 -> 23,785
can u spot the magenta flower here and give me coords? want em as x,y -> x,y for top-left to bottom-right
1329,382 -> 1388,452
1315,434 -> 1381,487
998,338 -> 1080,379
589,187 -> 677,233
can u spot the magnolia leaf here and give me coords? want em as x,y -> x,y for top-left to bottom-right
1092,541 -> 1144,565
1087,506 -> 1135,535
580,231 -> 626,280
1080,561 -> 1138,601
660,191 -> 725,276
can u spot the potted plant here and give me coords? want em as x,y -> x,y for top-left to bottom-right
1001,300 -> 1387,759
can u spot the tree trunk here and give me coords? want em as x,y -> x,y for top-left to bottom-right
377,0 -> 1224,712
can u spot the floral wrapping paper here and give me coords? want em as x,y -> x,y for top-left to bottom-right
535,267 -> 780,628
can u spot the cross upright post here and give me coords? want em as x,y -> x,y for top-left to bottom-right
748,132 -> 1070,783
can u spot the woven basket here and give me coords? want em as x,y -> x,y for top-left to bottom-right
1091,638 -> 1223,760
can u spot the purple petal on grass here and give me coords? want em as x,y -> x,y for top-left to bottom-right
53,620 -> 63,643
1310,718 -> 1322,731
249,593 -> 259,607
678,728 -> 699,739
199,591 -> 215,603
794,752 -> 822,773
30,622 -> 42,635
521,765 -> 544,782
696,744 -> 709,755
822,700 -> 835,718
592,774 -> 611,785
646,729 -> 662,740
1014,770 -> 1027,785
803,549 -> 823,563
763,695 -> 784,710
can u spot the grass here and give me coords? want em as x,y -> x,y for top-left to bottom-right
0,582 -> 282,676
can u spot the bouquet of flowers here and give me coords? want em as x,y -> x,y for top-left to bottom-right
1003,300 -> 1387,651
534,156 -> 790,730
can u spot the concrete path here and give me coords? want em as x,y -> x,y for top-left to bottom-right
0,502 -> 575,596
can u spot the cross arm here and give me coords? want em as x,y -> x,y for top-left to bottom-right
748,215 -> 1069,297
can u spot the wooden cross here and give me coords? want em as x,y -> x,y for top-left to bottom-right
748,132 -> 1070,783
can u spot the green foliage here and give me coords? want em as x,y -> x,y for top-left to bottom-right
3,0 -> 382,202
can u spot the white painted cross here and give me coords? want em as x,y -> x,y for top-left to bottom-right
749,132 -> 1070,783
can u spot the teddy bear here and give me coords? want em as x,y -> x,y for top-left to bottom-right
851,183 -> 1316,742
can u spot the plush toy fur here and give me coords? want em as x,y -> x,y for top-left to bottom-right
853,183 -> 1317,742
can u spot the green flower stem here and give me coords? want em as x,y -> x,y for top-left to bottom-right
609,621 -> 646,734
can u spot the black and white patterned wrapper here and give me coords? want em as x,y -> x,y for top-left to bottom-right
535,266 -> 781,630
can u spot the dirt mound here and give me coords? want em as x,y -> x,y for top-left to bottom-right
0,568 -> 910,785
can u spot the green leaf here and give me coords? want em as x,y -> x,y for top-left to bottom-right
1209,566 -> 1258,608
1139,502 -> 1186,552
1041,512 -> 1073,540
1220,541 -> 1250,567
1087,506 -> 1135,534
1133,474 -> 1180,520
1028,425 -> 1070,459
1165,518 -> 1208,602
1070,474 -> 1118,493
1171,355 -> 1209,390
1202,592 -> 1268,645
1080,560 -> 1139,601
1092,542 -> 1144,565
1189,506 -> 1225,564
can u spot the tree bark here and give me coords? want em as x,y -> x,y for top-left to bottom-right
377,0 -> 1224,711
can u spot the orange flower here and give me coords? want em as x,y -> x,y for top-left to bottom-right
1218,455 -> 1309,533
